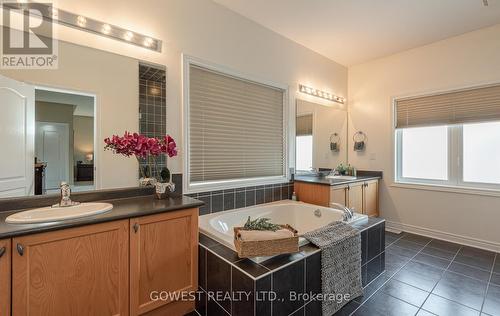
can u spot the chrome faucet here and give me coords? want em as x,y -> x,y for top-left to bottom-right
53,182 -> 80,208
330,202 -> 354,221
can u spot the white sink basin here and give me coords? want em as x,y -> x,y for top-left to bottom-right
325,175 -> 358,180
5,202 -> 113,224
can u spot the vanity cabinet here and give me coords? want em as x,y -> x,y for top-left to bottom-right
363,180 -> 379,217
347,182 -> 364,214
11,220 -> 130,316
295,179 -> 379,217
0,238 -> 10,316
130,208 -> 198,315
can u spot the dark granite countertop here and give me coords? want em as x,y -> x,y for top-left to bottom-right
0,195 -> 204,239
294,175 -> 381,186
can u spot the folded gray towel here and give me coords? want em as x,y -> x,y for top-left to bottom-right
303,221 -> 363,316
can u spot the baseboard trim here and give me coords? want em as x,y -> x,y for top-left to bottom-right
385,220 -> 500,253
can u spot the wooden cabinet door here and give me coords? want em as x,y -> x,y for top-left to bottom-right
0,238 -> 10,316
347,183 -> 364,214
363,180 -> 379,217
130,208 -> 198,316
330,186 -> 347,206
12,220 -> 129,316
294,182 -> 330,207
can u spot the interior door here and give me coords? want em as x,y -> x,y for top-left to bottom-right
0,75 -> 35,197
35,122 -> 70,189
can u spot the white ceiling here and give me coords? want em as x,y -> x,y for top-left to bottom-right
214,0 -> 500,66
35,89 -> 95,117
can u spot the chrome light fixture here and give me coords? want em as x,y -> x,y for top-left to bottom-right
299,84 -> 345,104
3,2 -> 163,52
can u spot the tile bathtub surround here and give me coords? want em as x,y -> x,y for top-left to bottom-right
139,63 -> 167,179
187,182 -> 294,215
195,228 -> 500,316
196,220 -> 386,316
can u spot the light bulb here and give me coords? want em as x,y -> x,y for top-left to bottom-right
102,24 -> 111,35
76,16 -> 86,27
124,31 -> 134,41
143,37 -> 153,47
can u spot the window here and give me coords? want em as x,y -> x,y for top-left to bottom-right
395,83 -> 500,190
296,135 -> 312,171
295,114 -> 313,172
184,57 -> 288,192
463,122 -> 500,185
400,126 -> 448,181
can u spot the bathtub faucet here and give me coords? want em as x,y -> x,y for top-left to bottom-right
330,202 -> 354,221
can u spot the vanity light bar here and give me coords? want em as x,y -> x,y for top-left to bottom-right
12,3 -> 163,52
299,84 -> 345,104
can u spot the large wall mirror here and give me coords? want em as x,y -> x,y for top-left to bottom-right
0,40 -> 164,198
295,99 -> 347,172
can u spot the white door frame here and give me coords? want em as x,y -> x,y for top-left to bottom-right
34,85 -> 99,189
36,121 -> 70,189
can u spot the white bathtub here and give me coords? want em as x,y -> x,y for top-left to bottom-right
199,200 -> 368,261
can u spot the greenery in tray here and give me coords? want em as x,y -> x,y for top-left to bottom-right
244,216 -> 281,231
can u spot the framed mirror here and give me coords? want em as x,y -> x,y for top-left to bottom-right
0,40 -> 163,198
295,99 -> 348,173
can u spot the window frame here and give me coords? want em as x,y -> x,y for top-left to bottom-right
182,55 -> 290,194
395,123 -> 500,191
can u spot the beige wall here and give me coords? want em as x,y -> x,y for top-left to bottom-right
348,24 -> 500,249
73,116 -> 94,164
0,42 -> 138,189
34,0 -> 347,177
296,99 -> 347,169
35,101 -> 75,183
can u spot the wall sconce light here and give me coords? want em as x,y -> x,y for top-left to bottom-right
4,2 -> 163,52
299,84 -> 345,104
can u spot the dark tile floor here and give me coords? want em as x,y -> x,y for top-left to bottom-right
189,231 -> 499,316
338,231 -> 500,316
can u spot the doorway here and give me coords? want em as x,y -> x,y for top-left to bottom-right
34,88 -> 96,194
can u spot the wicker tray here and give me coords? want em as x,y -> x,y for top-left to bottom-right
233,224 -> 299,258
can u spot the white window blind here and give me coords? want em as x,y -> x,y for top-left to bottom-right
188,64 -> 285,184
395,84 -> 500,129
296,114 -> 313,136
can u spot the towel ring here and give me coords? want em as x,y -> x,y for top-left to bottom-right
353,131 -> 366,152
330,133 -> 341,152
330,133 -> 340,143
353,131 -> 366,143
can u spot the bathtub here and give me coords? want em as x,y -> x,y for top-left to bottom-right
199,200 -> 368,261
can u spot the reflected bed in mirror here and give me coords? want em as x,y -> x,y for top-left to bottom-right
296,98 -> 348,173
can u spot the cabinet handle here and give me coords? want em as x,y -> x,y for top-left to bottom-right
133,223 -> 139,233
16,243 -> 24,256
0,247 -> 5,258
